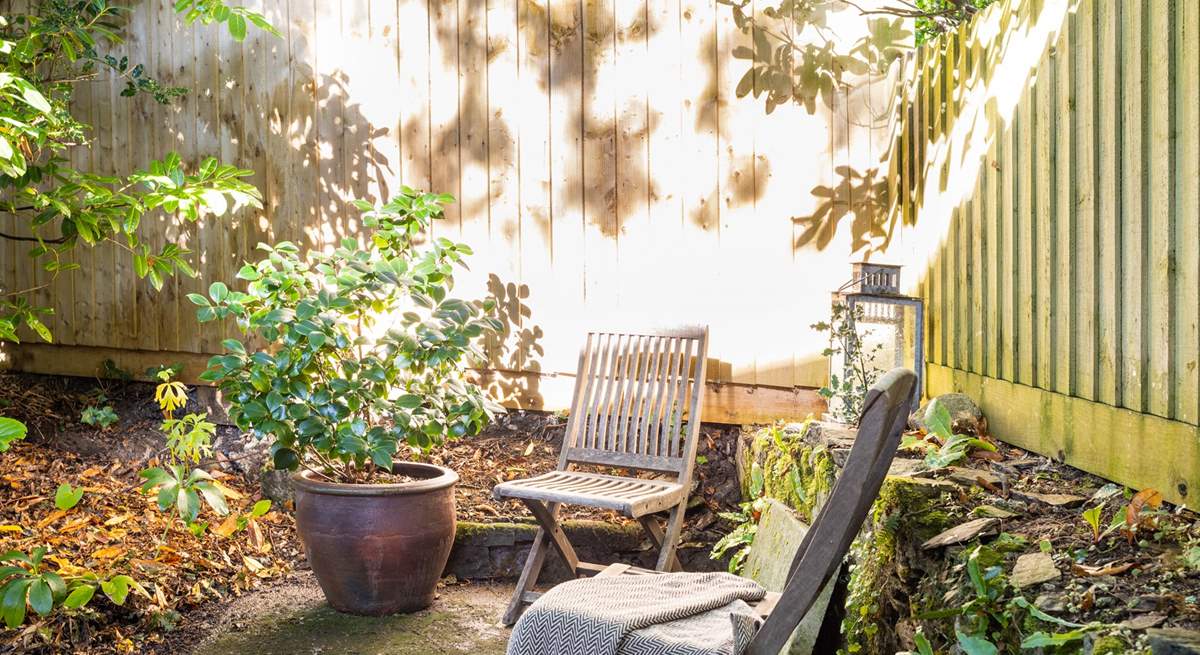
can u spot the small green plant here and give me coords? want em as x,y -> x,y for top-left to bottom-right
919,545 -> 1113,652
711,463 -> 768,573
172,0 -> 282,41
813,302 -> 884,426
1081,505 -> 1103,542
137,370 -> 226,528
138,464 -> 228,525
163,412 -> 217,464
912,0 -> 999,45
0,417 -> 27,452
54,483 -> 84,511
193,189 -> 502,483
0,548 -> 144,628
80,404 -> 119,429
901,399 -> 996,470
1183,543 -> 1200,570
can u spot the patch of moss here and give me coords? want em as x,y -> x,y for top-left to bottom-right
1090,634 -> 1129,655
196,601 -> 509,655
743,425 -> 838,523
840,477 -> 960,655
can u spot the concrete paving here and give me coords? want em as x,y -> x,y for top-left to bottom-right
192,575 -> 511,655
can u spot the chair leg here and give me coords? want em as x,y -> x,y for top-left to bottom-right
638,515 -> 682,572
653,502 -> 687,572
520,499 -> 580,574
502,525 -> 550,626
502,500 -> 580,626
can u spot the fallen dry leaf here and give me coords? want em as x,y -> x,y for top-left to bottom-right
36,509 -> 67,529
1072,561 -> 1135,577
92,547 -> 125,560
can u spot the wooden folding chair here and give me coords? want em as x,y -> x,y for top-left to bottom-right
548,367 -> 917,654
494,325 -> 710,625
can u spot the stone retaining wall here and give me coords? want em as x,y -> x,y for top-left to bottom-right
446,520 -> 727,581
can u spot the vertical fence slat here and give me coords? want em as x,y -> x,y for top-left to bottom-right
1119,0 -> 1145,413
1000,102 -> 1016,383
984,101 -> 1000,379
1095,0 -> 1120,407
1071,0 -> 1097,401
1147,0 -> 1174,419
1016,83 -> 1033,387
1176,0 -> 1200,424
1034,54 -> 1052,391
1052,20 -> 1072,397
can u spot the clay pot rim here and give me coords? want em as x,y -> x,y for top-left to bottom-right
291,461 -> 459,496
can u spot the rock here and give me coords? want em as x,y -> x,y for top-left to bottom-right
973,505 -> 1018,519
1011,552 -> 1060,588
887,458 -> 926,477
743,499 -> 836,655
1033,593 -> 1068,613
1122,613 -> 1167,630
1149,628 -> 1200,654
737,425 -> 838,523
921,518 -> 1000,550
948,466 -> 1002,488
909,393 -> 988,436
1024,491 -> 1087,508
260,469 -> 294,506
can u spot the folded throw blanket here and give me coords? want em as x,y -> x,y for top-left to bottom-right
507,572 -> 767,655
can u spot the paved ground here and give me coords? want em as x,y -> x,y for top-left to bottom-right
190,573 -> 512,655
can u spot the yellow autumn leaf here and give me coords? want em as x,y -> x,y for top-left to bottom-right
212,481 -> 243,499
213,514 -> 240,538
0,525 -> 22,533
92,546 -> 125,559
37,509 -> 67,528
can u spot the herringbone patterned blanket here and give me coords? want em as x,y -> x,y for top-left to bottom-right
507,572 -> 766,655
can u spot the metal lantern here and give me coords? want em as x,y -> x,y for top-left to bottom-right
832,262 -> 924,406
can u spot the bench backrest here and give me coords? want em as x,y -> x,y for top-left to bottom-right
748,367 -> 917,655
559,326 -> 709,479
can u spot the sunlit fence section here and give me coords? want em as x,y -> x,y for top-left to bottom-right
3,0 -> 912,423
888,0 -> 1200,508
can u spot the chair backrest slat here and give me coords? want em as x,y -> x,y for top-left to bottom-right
648,336 -> 680,458
561,326 -> 709,476
747,368 -> 916,655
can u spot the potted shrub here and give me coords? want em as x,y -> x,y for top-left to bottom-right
191,189 -> 501,615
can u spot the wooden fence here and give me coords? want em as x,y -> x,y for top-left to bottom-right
1,0 -> 909,423
889,0 -> 1200,508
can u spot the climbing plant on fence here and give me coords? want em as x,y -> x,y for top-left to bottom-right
0,2 -> 272,346
0,1 -> 275,438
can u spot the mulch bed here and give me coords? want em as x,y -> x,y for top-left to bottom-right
0,442 -> 299,654
0,372 -> 744,653
915,442 -> 1200,637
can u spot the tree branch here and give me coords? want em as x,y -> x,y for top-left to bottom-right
0,231 -> 65,244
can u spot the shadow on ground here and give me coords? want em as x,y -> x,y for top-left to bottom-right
190,572 -> 511,655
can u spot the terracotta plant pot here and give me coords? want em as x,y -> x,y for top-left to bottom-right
292,462 -> 458,615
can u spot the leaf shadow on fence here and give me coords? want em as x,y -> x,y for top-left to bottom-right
481,273 -> 546,410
